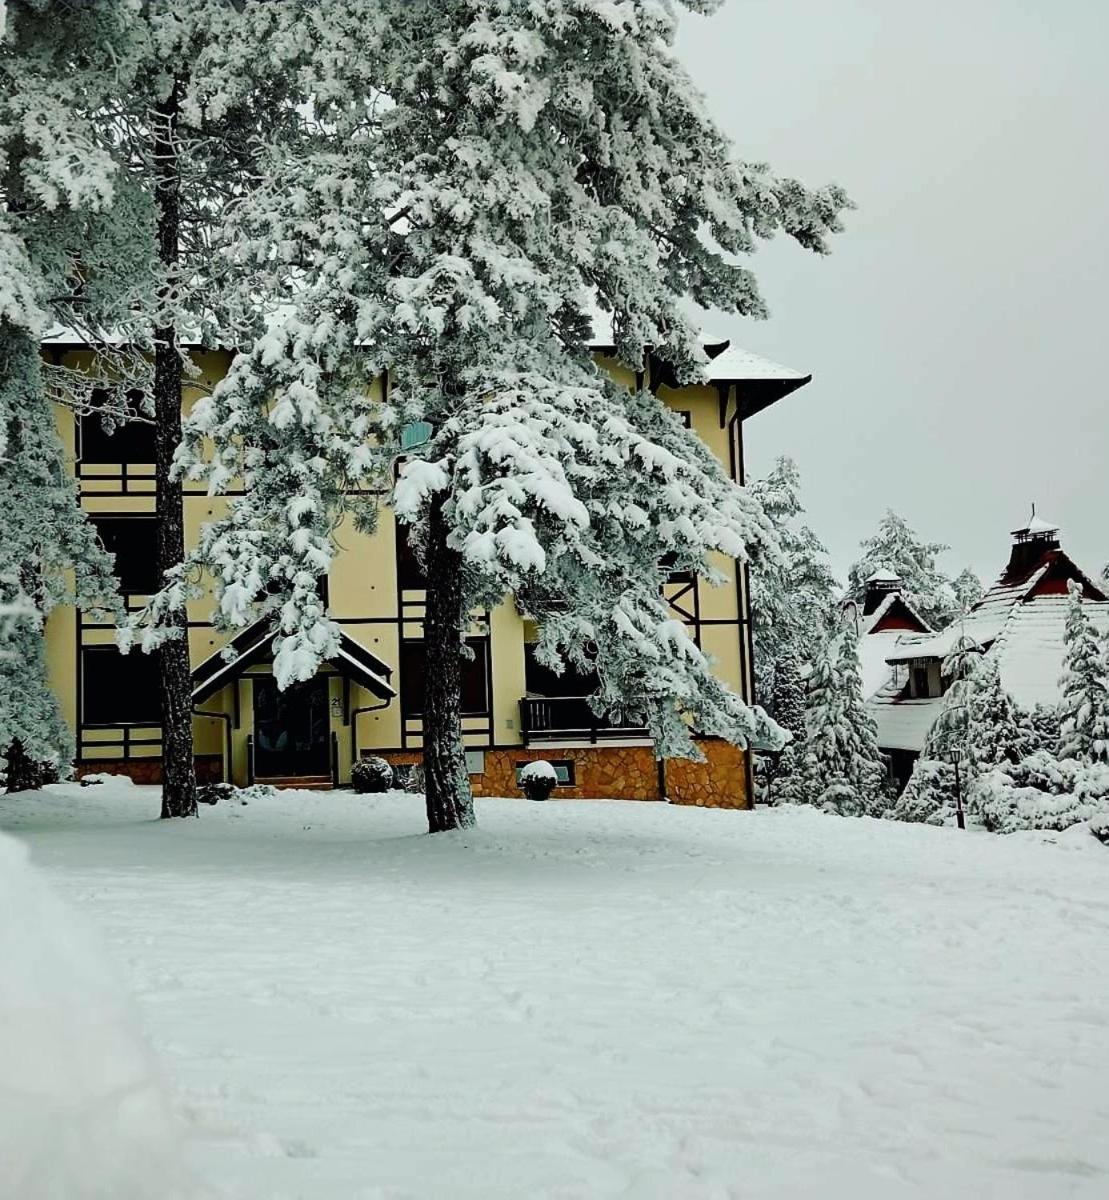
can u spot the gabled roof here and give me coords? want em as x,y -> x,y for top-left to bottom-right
191,621 -> 395,705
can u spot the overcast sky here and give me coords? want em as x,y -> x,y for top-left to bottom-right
675,0 -> 1108,586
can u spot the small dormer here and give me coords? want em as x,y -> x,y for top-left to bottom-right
863,569 -> 901,615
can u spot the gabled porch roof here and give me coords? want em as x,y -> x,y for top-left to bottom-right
191,622 -> 395,706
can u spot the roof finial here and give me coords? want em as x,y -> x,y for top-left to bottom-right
1030,501 -> 1036,523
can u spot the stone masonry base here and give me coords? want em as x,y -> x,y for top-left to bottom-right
376,739 -> 750,809
76,755 -> 224,786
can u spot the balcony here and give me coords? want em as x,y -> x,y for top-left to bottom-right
519,696 -> 648,746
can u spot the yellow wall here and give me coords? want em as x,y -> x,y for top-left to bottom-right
43,349 -> 751,786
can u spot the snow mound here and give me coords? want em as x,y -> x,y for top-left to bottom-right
519,760 -> 557,781
0,831 -> 199,1200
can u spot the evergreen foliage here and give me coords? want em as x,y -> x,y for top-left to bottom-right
1057,581 -> 1109,763
149,1 -> 850,831
964,657 -> 1025,775
747,456 -> 837,710
846,510 -> 956,630
952,567 -> 985,613
796,629 -> 887,816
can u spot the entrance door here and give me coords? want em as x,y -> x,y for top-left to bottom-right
252,676 -> 330,779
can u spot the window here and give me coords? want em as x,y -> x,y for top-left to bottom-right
91,516 -> 160,595
400,638 -> 490,716
523,643 -> 597,698
82,646 -> 162,725
79,390 -> 156,464
515,760 -> 575,786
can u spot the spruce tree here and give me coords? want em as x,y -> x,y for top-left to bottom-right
965,657 -> 1024,773
747,457 -> 837,709
161,1 -> 851,832
1057,581 -> 1109,762
762,653 -> 807,804
952,567 -> 984,613
798,630 -> 887,816
846,511 -> 956,630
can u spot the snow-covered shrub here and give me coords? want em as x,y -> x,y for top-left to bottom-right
351,757 -> 394,795
886,759 -> 958,825
519,760 -> 557,801
235,784 -> 276,805
1089,811 -> 1109,845
196,782 -> 234,806
971,755 -> 1109,833
393,763 -> 425,794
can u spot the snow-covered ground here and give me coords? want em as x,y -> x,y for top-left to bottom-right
2,782 -> 1108,1200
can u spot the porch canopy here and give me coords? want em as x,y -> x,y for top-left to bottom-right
191,621 -> 395,706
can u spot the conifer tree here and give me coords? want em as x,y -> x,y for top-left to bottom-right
797,629 -> 887,816
747,457 -> 837,709
761,653 -> 807,804
952,567 -> 984,613
162,1 -> 851,832
965,657 -> 1024,774
0,3 -> 137,787
1057,581 -> 1109,762
847,511 -> 956,630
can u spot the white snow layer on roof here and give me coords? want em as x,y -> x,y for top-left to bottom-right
884,610 -> 1007,664
858,628 -> 908,698
585,305 -> 806,382
870,691 -> 944,753
866,568 -> 900,583
991,596 -> 1109,710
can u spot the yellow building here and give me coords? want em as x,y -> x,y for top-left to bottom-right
43,334 -> 810,808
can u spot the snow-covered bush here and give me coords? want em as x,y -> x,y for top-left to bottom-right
1090,811 -> 1109,845
886,759 -> 958,825
351,757 -> 394,795
971,754 -> 1109,833
196,782 -> 234,806
519,760 -> 557,802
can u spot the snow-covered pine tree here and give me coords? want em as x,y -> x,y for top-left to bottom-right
797,627 -> 887,816
1057,580 -> 1109,762
0,329 -> 120,789
0,4 -> 140,787
159,0 -> 851,832
106,3 -> 326,817
965,656 -> 1025,775
889,633 -> 982,824
952,567 -> 984,613
759,653 -> 807,804
747,456 -> 837,709
846,511 -> 957,630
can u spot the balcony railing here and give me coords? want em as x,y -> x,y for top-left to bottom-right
519,696 -> 648,745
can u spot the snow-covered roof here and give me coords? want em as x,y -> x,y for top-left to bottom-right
991,596 -> 1109,711
702,343 -> 809,384
1012,514 -> 1058,536
866,568 -> 900,584
884,610 -> 1007,665
858,628 -> 910,698
869,683 -> 944,753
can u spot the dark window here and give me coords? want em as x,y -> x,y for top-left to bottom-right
79,390 -> 156,464
400,638 -> 490,716
676,410 -> 692,428
91,516 -> 160,595
396,523 -> 426,589
82,646 -> 162,725
910,666 -> 937,699
515,759 -> 575,786
659,551 -> 694,585
524,643 -> 597,698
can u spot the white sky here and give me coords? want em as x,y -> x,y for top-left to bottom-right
676,0 -> 1108,585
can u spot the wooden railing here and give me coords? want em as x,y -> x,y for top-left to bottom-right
519,697 -> 646,745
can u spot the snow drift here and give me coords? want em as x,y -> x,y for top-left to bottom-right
0,830 -> 198,1200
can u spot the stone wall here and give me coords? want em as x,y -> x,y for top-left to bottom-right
376,739 -> 749,808
76,755 -> 224,785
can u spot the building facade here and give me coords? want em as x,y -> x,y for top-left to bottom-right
43,337 -> 810,807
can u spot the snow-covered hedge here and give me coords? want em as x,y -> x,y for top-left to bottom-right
519,760 -> 558,801
885,759 -> 957,826
971,752 -> 1109,834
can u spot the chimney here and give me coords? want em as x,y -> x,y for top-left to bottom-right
863,569 -> 901,615
1006,512 -> 1060,581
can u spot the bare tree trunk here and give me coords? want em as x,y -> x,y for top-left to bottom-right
420,490 -> 475,832
154,78 -> 197,820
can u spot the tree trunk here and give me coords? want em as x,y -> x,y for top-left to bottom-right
154,78 -> 197,820
420,490 -> 475,832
